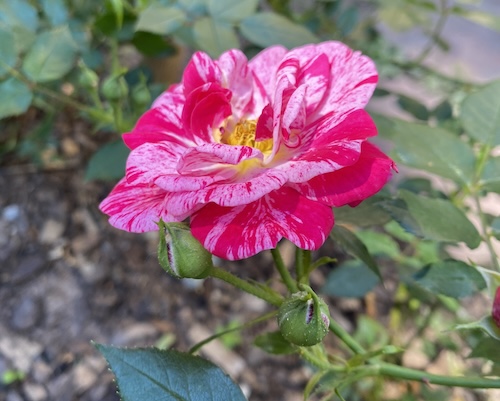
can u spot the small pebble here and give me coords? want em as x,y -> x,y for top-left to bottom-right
11,297 -> 42,331
2,205 -> 21,222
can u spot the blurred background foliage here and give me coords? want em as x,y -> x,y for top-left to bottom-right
1,0 -> 500,399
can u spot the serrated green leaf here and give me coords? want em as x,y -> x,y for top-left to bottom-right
480,156 -> 500,193
322,260 -> 379,298
388,119 -> 476,185
0,0 -> 38,32
331,225 -> 382,279
207,0 -> 258,22
468,337 -> 500,364
85,140 -> 129,181
135,5 -> 186,35
240,12 -> 319,49
254,331 -> 296,355
95,345 -> 247,401
461,80 -> 500,146
40,0 -> 69,26
0,27 -> 16,79
0,77 -> 32,119
193,17 -> 239,58
22,26 -> 78,83
413,260 -> 486,298
397,190 -> 481,248
455,316 -> 500,341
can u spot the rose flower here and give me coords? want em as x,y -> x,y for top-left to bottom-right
100,41 -> 395,260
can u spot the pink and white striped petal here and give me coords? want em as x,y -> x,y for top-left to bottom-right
99,178 -> 175,233
248,45 -> 287,101
182,51 -> 222,96
190,186 -> 334,260
292,142 -> 395,207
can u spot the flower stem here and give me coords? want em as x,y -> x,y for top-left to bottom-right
328,319 -> 366,355
295,248 -> 311,285
271,247 -> 298,293
207,266 -> 283,307
377,362 -> 500,388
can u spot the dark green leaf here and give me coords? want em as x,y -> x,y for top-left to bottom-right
254,331 -> 296,355
431,100 -> 453,122
135,5 -> 186,35
468,337 -> 500,364
397,95 -> 429,121
0,77 -> 32,119
22,26 -> 78,83
334,196 -> 391,227
193,17 -> 239,58
207,0 -> 258,22
322,260 -> 379,298
380,199 -> 424,239
131,32 -> 177,57
330,225 -> 381,279
85,140 -> 129,181
461,80 -> 500,146
95,345 -> 247,401
480,156 -> 500,193
413,260 -> 486,298
240,12 -> 318,49
40,0 -> 69,26
107,0 -> 124,29
398,190 -> 481,248
388,119 -> 476,185
455,316 -> 500,341
0,27 -> 16,79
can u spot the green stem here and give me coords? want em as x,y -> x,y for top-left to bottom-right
295,248 -> 312,285
328,319 -> 366,355
271,248 -> 298,293
189,311 -> 276,354
208,266 -> 283,307
378,362 -> 500,388
299,348 -> 343,372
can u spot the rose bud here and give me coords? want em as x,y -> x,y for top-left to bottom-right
157,220 -> 213,279
101,74 -> 128,101
278,291 -> 330,347
493,287 -> 500,328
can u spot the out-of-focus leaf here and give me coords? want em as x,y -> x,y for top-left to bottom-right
0,27 -> 16,79
337,6 -> 358,36
193,17 -> 239,58
22,26 -> 78,83
0,0 -> 38,32
322,260 -> 379,298
457,9 -> 500,31
96,344 -> 247,401
207,0 -> 258,22
492,217 -> 500,240
0,77 -> 32,119
40,0 -> 69,26
431,100 -> 453,121
353,316 -> 389,348
468,337 -> 500,364
393,190 -> 481,248
356,231 -> 400,258
413,260 -> 486,298
107,0 -> 124,29
397,94 -> 429,121
131,31 -> 176,57
388,119 -> 476,185
334,196 -> 391,227
475,265 -> 500,299
240,12 -> 319,49
254,331 -> 296,355
480,156 -> 500,193
461,80 -> 500,146
330,225 -> 381,279
85,140 -> 129,181
135,5 -> 186,35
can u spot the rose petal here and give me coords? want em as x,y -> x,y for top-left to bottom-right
182,51 -> 222,95
191,186 -> 334,260
249,45 -> 287,101
292,142 -> 395,207
99,178 -> 175,232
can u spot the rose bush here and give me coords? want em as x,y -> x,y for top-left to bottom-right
100,41 -> 395,260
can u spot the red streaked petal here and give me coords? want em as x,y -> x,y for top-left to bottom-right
99,178 -> 176,233
292,142 -> 395,207
249,45 -> 287,100
182,51 -> 221,95
190,187 -> 334,260
493,287 -> 500,328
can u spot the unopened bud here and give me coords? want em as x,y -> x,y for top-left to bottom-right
101,74 -> 128,101
77,64 -> 99,90
158,220 -> 213,279
493,287 -> 500,328
278,290 -> 330,347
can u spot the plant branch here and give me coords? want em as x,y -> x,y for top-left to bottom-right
208,266 -> 283,307
328,319 -> 366,355
271,248 -> 298,293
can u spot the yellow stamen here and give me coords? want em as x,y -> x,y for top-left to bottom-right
219,119 -> 273,154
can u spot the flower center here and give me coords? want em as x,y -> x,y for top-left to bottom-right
218,119 -> 273,154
